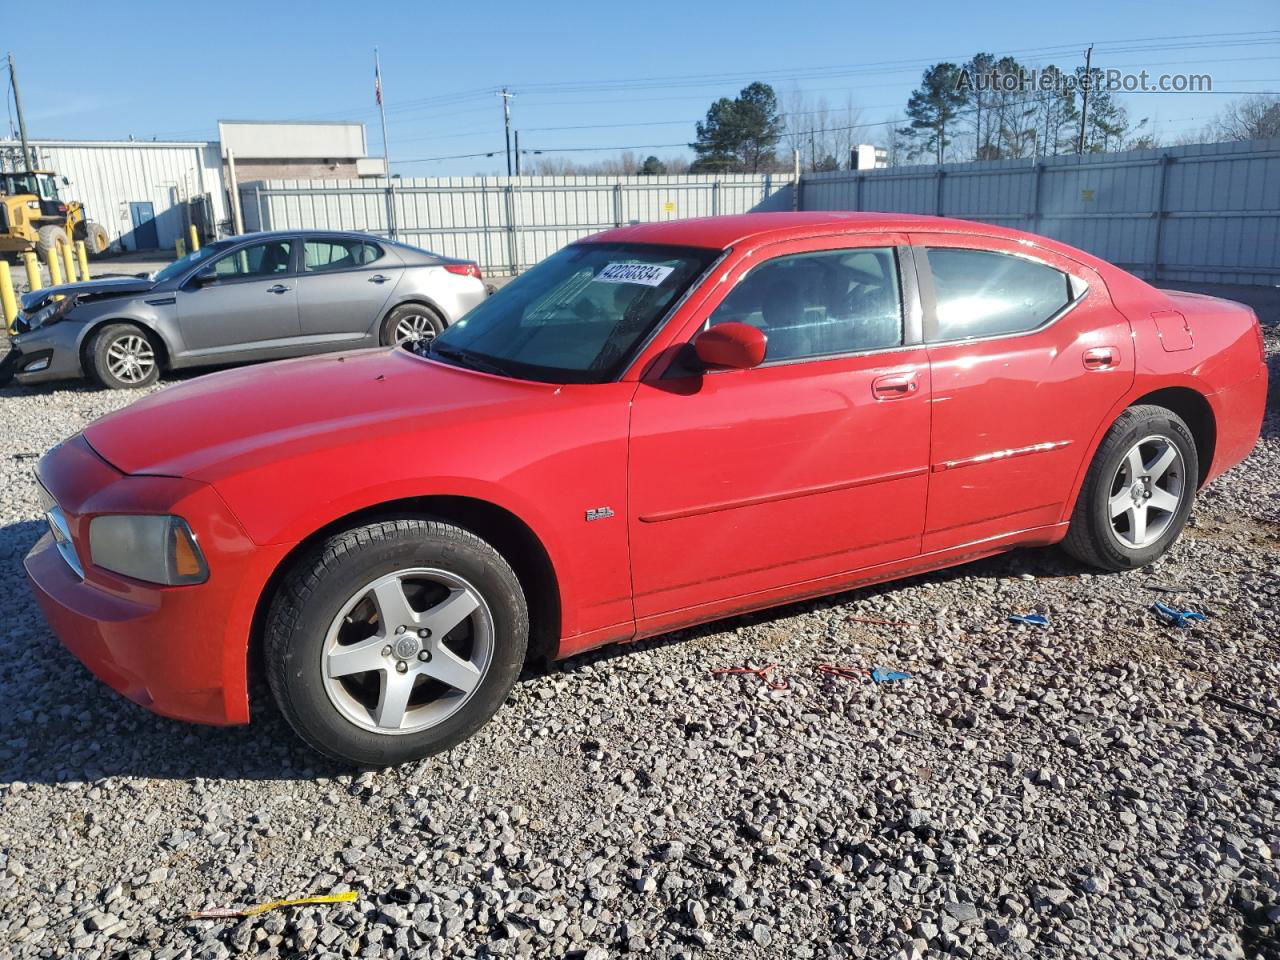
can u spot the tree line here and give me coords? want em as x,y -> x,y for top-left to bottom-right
513,74 -> 1279,176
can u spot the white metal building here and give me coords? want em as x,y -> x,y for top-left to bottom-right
0,138 -> 225,252
0,122 -> 384,253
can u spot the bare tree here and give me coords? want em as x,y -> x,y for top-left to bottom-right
1211,95 -> 1280,141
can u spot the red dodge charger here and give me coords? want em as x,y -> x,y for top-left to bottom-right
25,213 -> 1267,766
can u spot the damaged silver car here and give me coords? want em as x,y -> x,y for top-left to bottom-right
1,230 -> 486,389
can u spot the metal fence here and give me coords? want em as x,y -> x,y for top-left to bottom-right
241,174 -> 797,274
800,138 -> 1280,286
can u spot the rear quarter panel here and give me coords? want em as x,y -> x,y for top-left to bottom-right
1067,272 -> 1266,504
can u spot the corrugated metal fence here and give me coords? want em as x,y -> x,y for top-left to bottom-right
240,174 -> 797,274
800,138 -> 1280,286
237,140 -> 1278,284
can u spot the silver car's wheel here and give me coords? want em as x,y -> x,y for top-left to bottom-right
322,567 -> 495,735
380,303 -> 445,347
1107,435 -> 1186,549
89,323 -> 161,390
394,313 -> 437,344
106,334 -> 156,384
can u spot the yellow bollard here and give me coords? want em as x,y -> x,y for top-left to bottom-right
188,224 -> 200,252
22,252 -> 41,292
0,261 -> 18,333
176,237 -> 186,259
75,241 -> 91,281
61,240 -> 77,284
45,244 -> 63,287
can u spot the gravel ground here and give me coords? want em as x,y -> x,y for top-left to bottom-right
0,323 -> 1277,960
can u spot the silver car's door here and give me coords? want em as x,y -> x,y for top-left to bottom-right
173,238 -> 300,358
294,236 -> 403,343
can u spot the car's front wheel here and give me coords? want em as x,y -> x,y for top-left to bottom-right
1062,404 -> 1199,571
87,323 -> 160,389
264,518 -> 528,767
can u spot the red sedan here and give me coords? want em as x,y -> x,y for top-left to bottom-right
26,213 -> 1267,766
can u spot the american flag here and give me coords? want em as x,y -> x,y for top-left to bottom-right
375,61 -> 382,106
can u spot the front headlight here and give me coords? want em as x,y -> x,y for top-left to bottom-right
88,515 -> 209,585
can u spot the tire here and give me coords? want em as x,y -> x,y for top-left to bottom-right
379,303 -> 445,347
35,225 -> 65,261
1062,404 -> 1199,571
87,323 -> 161,389
264,518 -> 528,767
81,221 -> 110,256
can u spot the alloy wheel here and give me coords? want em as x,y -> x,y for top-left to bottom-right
1107,435 -> 1186,549
321,567 -> 494,734
393,314 -> 437,344
106,334 -> 156,384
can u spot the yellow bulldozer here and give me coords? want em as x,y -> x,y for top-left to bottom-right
0,169 -> 110,261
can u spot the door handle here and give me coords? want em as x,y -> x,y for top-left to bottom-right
1082,346 -> 1119,370
368,274 -> 390,283
871,372 -> 919,400
266,284 -> 291,294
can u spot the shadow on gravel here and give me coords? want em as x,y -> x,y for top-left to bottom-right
0,518 -> 347,786
548,543 -> 1094,675
2,501 -> 1086,786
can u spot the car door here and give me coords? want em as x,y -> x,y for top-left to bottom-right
914,233 -> 1136,553
174,237 -> 300,357
627,234 -> 931,620
294,236 -> 403,344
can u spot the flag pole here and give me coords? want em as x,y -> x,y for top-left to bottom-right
375,47 -> 397,239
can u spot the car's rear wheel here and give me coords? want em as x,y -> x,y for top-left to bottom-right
1062,404 -> 1198,571
264,518 -> 528,767
380,303 -> 444,347
87,323 -> 160,389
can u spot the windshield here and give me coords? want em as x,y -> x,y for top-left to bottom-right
428,242 -> 718,383
149,239 -> 234,283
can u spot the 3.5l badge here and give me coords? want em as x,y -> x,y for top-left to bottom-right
585,506 -> 615,522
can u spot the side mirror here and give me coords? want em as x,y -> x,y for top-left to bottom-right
192,267 -> 217,287
692,322 -> 766,370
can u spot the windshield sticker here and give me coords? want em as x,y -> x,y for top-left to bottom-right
593,262 -> 675,286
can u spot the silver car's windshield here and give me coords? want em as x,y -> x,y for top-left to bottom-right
149,241 -> 234,283
428,242 -> 717,384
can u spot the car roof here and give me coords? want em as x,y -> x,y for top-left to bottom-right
583,211 -> 1102,264
230,228 -> 388,243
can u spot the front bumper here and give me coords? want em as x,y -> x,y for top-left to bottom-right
23,435 -> 290,726
4,323 -> 86,384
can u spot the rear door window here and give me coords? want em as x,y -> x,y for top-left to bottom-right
303,238 -> 382,273
925,248 -> 1073,342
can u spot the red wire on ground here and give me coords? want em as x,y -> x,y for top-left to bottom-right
710,664 -> 790,691
816,664 -> 867,682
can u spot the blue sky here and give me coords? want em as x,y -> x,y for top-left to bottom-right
6,0 -> 1279,175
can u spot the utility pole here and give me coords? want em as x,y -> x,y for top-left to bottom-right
374,48 -> 397,239
7,53 -> 33,173
514,130 -> 521,176
1077,44 -> 1093,155
499,88 -> 514,176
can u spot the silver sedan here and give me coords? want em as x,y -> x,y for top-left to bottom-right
1,230 -> 488,389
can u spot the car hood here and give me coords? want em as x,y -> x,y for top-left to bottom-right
82,348 -> 558,480
21,274 -> 155,311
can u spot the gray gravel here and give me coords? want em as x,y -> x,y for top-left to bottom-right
0,327 -> 1276,960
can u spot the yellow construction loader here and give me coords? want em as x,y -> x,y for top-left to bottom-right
0,169 -> 109,260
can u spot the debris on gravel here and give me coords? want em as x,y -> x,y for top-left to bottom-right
1,326 -> 1277,959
